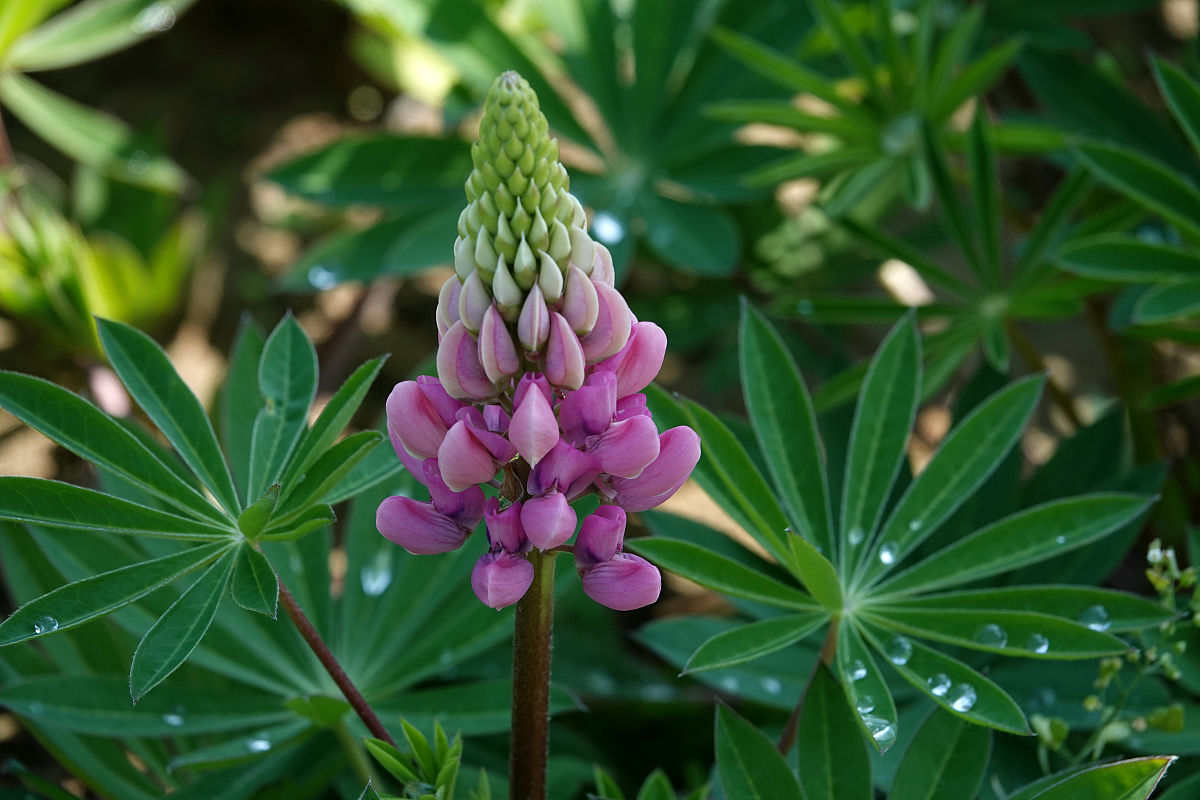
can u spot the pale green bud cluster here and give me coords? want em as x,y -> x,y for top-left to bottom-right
453,71 -> 597,314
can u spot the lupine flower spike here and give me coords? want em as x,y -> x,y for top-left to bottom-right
377,71 -> 700,610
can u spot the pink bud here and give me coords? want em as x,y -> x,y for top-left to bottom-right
377,496 -> 470,555
386,381 -> 450,459
437,321 -> 497,400
557,372 -> 616,443
580,554 -> 661,611
590,415 -> 661,479
521,492 -> 577,550
436,275 -> 461,336
479,305 -> 520,384
518,284 -> 550,352
575,505 -> 626,567
610,426 -> 701,512
484,496 -> 527,553
545,312 -> 585,390
438,418 -> 501,492
580,282 -> 632,362
597,321 -> 667,397
513,373 -> 553,410
590,243 -> 616,286
424,460 -> 485,530
472,551 -> 535,609
561,266 -> 600,335
528,439 -> 602,500
509,379 -> 559,467
457,271 -> 491,333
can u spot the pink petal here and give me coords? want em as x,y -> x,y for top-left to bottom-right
597,321 -> 667,398
590,243 -> 616,286
509,381 -> 559,467
580,554 -> 661,611
377,496 -> 469,555
425,460 -> 485,529
615,393 -> 649,421
437,419 -> 500,492
610,426 -> 700,512
484,497 -> 527,553
521,492 -> 577,550
528,439 -> 602,500
461,407 -> 517,463
479,304 -> 521,384
457,270 -> 491,333
580,282 -> 632,362
386,381 -> 449,459
435,275 -> 461,336
517,284 -> 551,352
416,376 -> 464,427
590,415 -> 661,479
545,312 -> 585,390
472,552 -> 535,609
557,372 -> 616,443
574,505 -> 626,567
437,321 -> 497,400
561,266 -> 600,335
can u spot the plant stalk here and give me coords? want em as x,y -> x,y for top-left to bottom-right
778,617 -> 840,754
1007,321 -> 1083,429
509,548 -> 557,800
277,578 -> 396,746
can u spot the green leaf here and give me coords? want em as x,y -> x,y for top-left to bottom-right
797,665 -> 872,800
967,111 -> 1002,286
221,316 -> 266,504
877,494 -> 1155,596
0,371 -> 229,524
375,678 -> 580,737
1057,235 -> 1200,282
1013,167 -> 1092,285
230,544 -> 278,617
930,38 -> 1023,124
809,0 -> 882,105
860,622 -> 1029,734
357,782 -> 382,800
277,430 -> 383,517
0,477 -> 231,539
1132,279 -> 1200,324
739,301 -> 834,560
684,612 -> 828,673
886,587 -> 1175,632
237,484 -> 280,539
640,194 -> 739,276
97,318 -> 240,513
840,314 -> 920,572
129,548 -> 235,700
167,719 -> 310,769
923,122 -> 983,276
0,540 -> 230,645
1027,757 -> 1173,800
866,607 -> 1127,658
0,71 -> 186,192
628,538 -> 816,611
835,621 -> 897,753
705,100 -> 870,140
788,531 -> 843,611
594,767 -> 625,800
636,770 -> 674,800
249,314 -> 318,499
1153,58 -> 1200,161
857,376 -> 1043,588
7,0 -> 198,71
1075,141 -> 1200,241
265,135 -> 470,212
715,704 -> 805,800
837,217 -> 975,297
0,674 -> 290,735
260,504 -> 334,541
889,708 -> 991,800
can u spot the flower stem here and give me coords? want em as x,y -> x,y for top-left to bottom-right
509,548 -> 557,800
277,577 -> 396,746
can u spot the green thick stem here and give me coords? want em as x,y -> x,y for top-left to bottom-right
509,549 -> 557,800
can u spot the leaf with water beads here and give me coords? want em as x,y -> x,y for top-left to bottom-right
836,620 -> 899,753
863,608 -> 1128,659
168,719 -> 311,769
797,665 -> 873,800
859,622 -> 1029,734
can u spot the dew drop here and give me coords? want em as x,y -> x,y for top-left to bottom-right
162,706 -> 186,728
131,2 -> 175,33
641,683 -> 673,701
360,550 -> 393,597
862,714 -> 896,745
949,684 -> 977,712
849,660 -> 868,681
887,636 -> 912,666
878,543 -> 898,565
32,616 -> 59,635
974,623 -> 1008,649
847,527 -> 865,546
855,695 -> 876,714
907,519 -> 922,532
308,265 -> 338,291
1026,633 -> 1049,654
927,673 -> 951,697
27,701 -> 44,716
588,671 -> 616,693
796,299 -> 815,316
1054,535 -> 1066,545
1078,605 -> 1111,632
761,677 -> 782,696
720,676 -> 740,693
246,734 -> 271,753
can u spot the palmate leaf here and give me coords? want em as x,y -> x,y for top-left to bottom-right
715,704 -> 805,800
1012,757 -> 1174,800
881,587 -> 1174,632
1058,235 -> 1200,282
889,708 -> 991,800
797,666 -> 872,800
835,621 -> 897,753
221,316 -> 266,504
248,314 -> 317,500
683,612 -> 828,674
1075,141 -> 1200,242
230,543 -> 278,618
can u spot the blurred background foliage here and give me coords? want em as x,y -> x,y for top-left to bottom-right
0,0 -> 1199,797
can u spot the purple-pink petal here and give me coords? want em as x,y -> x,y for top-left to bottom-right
509,381 -> 559,467
521,492 -> 577,550
590,414 -> 661,479
561,265 -> 599,335
479,304 -> 521,384
425,461 -> 485,529
575,505 -> 626,567
386,381 -> 449,459
484,497 -> 527,553
545,312 -> 585,390
377,495 -> 470,555
528,439 -> 602,500
580,553 -> 661,611
557,371 -> 616,443
471,551 -> 535,609
580,282 -> 632,362
437,321 -> 497,400
597,321 -> 667,398
610,426 -> 701,512
517,284 -> 551,352
437,419 -> 500,492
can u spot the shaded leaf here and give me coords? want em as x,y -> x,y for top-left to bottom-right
797,665 -> 872,800
230,544 -> 278,617
889,708 -> 991,800
684,612 -> 828,673
715,704 -> 805,800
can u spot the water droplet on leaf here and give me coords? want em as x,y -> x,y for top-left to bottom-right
847,527 -> 865,546
887,636 -> 912,666
247,734 -> 271,753
974,623 -> 1007,648
927,673 -> 951,697
862,714 -> 896,745
32,616 -> 58,635
1026,633 -> 1049,654
878,543 -> 898,565
162,706 -> 186,728
849,660 -> 868,681
950,684 -> 977,712
1079,605 -> 1111,632
856,695 -> 875,714
761,677 -> 782,696
360,550 -> 393,597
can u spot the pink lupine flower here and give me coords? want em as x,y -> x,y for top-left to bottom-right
377,70 -> 698,613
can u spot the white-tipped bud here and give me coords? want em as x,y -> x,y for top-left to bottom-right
569,224 -> 595,272
530,208 -> 549,248
568,193 -> 587,227
474,228 -> 499,274
518,284 -> 551,352
538,250 -> 564,302
591,242 -> 615,286
548,217 -> 572,263
454,236 -> 475,281
458,270 -> 491,333
493,255 -> 523,311
436,274 -> 461,336
514,235 -> 538,290
561,265 -> 600,335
